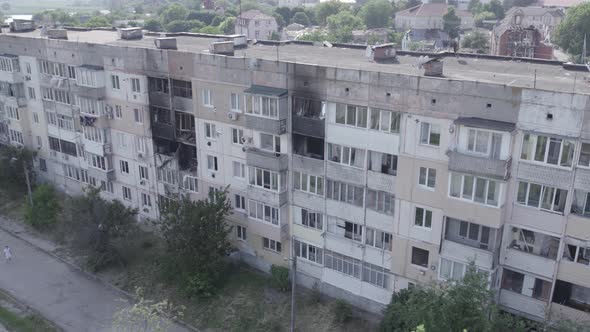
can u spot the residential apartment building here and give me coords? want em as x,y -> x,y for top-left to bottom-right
0,28 -> 589,324
234,10 -> 279,40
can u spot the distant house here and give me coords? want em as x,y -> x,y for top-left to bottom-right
278,0 -> 320,7
235,10 -> 279,40
503,7 -> 564,40
401,29 -> 451,51
394,4 -> 474,31
541,0 -> 589,11
351,28 -> 390,45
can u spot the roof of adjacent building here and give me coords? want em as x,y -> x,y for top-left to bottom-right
505,6 -> 564,18
541,0 -> 587,8
0,29 -> 588,95
237,10 -> 276,20
395,4 -> 473,18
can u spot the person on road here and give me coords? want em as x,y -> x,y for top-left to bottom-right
3,246 -> 12,263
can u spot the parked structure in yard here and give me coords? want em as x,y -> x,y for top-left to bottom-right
235,10 -> 279,40
0,27 -> 590,324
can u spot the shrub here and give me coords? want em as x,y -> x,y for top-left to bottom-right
310,282 -> 322,304
24,184 -> 61,229
270,265 -> 290,292
333,299 -> 352,324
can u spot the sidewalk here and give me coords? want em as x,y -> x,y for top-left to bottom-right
0,216 -> 190,332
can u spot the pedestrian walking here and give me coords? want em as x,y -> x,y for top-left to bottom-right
3,246 -> 12,263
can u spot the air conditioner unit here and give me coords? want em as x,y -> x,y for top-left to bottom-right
240,136 -> 253,145
227,112 -> 238,121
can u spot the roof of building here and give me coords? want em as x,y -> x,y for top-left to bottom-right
0,29 -> 588,95
541,0 -> 587,8
395,4 -> 473,18
237,10 -> 275,20
505,6 -> 564,18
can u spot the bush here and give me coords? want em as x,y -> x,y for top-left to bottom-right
270,265 -> 290,292
333,299 -> 352,324
310,282 -> 322,304
24,184 -> 61,229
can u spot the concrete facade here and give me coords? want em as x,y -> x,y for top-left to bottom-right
1,28 -> 590,323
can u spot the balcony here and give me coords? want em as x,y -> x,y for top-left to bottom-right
172,96 -> 193,112
149,91 -> 171,109
175,129 -> 196,145
326,162 -> 366,186
448,150 -> 510,180
293,154 -> 324,173
71,84 -> 106,99
293,116 -> 325,138
83,141 -> 111,157
367,171 -> 396,194
247,186 -> 288,207
0,70 -> 23,84
552,280 -> 590,321
517,161 -> 573,189
42,99 -> 74,117
503,248 -> 557,279
152,123 -> 175,141
440,240 -> 494,269
551,303 -> 590,324
558,260 -> 590,286
499,290 -> 547,320
246,147 -> 288,172
245,115 -> 287,135
86,167 -> 115,182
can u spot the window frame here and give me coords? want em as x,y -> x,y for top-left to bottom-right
414,207 -> 433,229
449,173 -> 501,207
419,122 -> 441,147
418,167 -> 436,189
411,247 -> 430,268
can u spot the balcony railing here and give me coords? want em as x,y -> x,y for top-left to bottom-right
448,150 -> 510,180
293,116 -> 325,138
246,147 -> 288,172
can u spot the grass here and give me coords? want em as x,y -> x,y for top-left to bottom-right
0,290 -> 59,332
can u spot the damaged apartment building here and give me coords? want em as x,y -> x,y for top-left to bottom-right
1,26 -> 590,324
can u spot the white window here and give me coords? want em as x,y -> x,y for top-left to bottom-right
67,65 -> 76,79
248,166 -> 281,191
366,190 -> 395,215
365,227 -> 393,250
247,96 -> 278,119
326,180 -> 364,207
335,104 -> 368,128
87,153 -> 107,170
130,78 -> 141,93
6,106 -> 19,120
362,262 -> 392,289
80,170 -> 89,184
36,136 -> 42,147
63,165 -> 80,181
232,161 -> 246,179
449,173 -> 500,207
293,171 -> 323,196
232,128 -> 244,145
136,137 -> 147,154
83,127 -> 105,143
248,200 -> 280,226
294,240 -> 323,264
418,167 -> 436,189
202,88 -> 213,107
114,105 -> 123,119
8,129 -> 23,145
57,115 -> 74,131
27,87 -> 36,99
324,249 -> 361,279
300,209 -> 323,230
122,186 -> 132,201
101,181 -> 114,194
260,133 -> 281,153
369,108 -> 400,133
230,92 -> 243,112
517,181 -> 567,213
33,113 -> 39,123
414,207 -> 432,229
157,168 -> 177,185
521,133 -> 575,167
133,108 -> 143,124
142,193 -> 152,207
420,122 -> 441,146
25,63 -> 31,74
205,123 -> 216,139
467,129 -> 502,158
327,143 -> 365,168
111,74 -> 120,90
119,160 -> 130,174
262,237 -> 281,252
117,133 -> 128,148
439,258 -> 467,281
234,194 -> 246,211
182,176 -> 199,193
138,165 -> 149,180
236,225 -> 247,240
207,155 -> 218,171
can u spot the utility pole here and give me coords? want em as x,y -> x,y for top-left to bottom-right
23,162 -> 33,207
290,236 -> 297,332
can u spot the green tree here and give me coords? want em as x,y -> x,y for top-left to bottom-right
275,6 -> 291,25
161,3 -> 189,25
554,3 -> 590,58
0,145 -> 35,187
327,11 -> 364,43
134,4 -> 144,14
468,0 -> 481,12
298,30 -> 330,41
143,18 -> 163,32
486,0 -> 505,19
474,11 -> 496,27
219,16 -> 235,34
442,7 -> 461,39
158,189 -> 232,297
84,15 -> 111,28
462,31 -> 489,52
197,25 -> 223,34
66,188 -> 138,271
33,9 -> 78,26
24,184 -> 61,229
315,0 -> 349,25
360,0 -> 392,29
292,12 -> 310,26
165,20 -> 204,32
272,13 -> 286,28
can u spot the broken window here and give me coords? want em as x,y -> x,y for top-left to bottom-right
172,79 -> 192,99
293,97 -> 324,119
521,133 -> 575,167
343,220 -> 363,242
148,77 -> 169,93
501,269 -> 524,293
411,247 -> 429,268
366,190 -> 394,215
368,151 -> 397,175
553,280 -> 590,312
293,134 -> 324,160
446,218 -> 494,250
508,227 -> 560,259
571,190 -> 590,217
151,106 -> 172,125
327,143 -> 365,168
517,181 -> 567,213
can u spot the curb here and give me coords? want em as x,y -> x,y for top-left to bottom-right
0,222 -> 199,332
0,287 -> 64,332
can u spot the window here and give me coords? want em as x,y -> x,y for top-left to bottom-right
300,209 -> 323,230
78,97 -> 105,116
327,143 -> 365,168
521,133 -> 575,167
418,167 -> 436,189
439,258 -> 467,281
133,109 -> 143,124
36,136 -> 42,148
368,151 -> 397,175
230,93 -> 243,112
324,249 -> 361,279
248,200 -> 280,226
370,108 -> 400,133
39,159 -> 47,172
563,244 -> 590,266
236,225 -> 247,240
122,186 -> 132,201
450,219 -> 492,250
571,190 -> 590,217
248,167 -> 281,191
6,106 -> 19,120
148,77 -> 169,93
57,115 -> 74,131
83,127 -> 105,143
202,88 -> 213,106
246,96 -> 278,119
63,165 -> 80,181
87,153 -> 107,170
231,128 -> 244,145
365,227 -> 393,250
293,97 -> 324,119
130,78 -> 141,93
172,79 -> 192,98
414,207 -> 433,228
142,193 -> 152,207
411,247 -> 429,268
293,171 -> 324,196
501,269 -> 525,293
207,155 -> 218,171
33,113 -> 39,123
41,88 -> 72,104
138,166 -> 149,180
111,75 -> 120,90
260,133 -> 281,153
232,161 -> 246,178
234,194 -> 246,210
157,168 -> 177,185
335,104 -> 368,128
326,180 -> 364,207
294,240 -> 323,264
117,133 -> 128,148
27,87 -> 35,99
8,129 -> 23,145
579,143 -> 590,167
67,65 -> 76,79
182,176 -> 198,193
420,122 -> 440,146
344,221 -> 363,242
119,160 -> 130,174
366,190 -> 395,215
205,123 -> 216,139
467,129 -> 502,158
362,262 -> 392,289
517,181 -> 567,213
449,173 -> 501,207
25,63 -> 31,74
101,181 -> 114,194
114,105 -> 123,119
136,137 -> 147,154
262,237 -> 281,253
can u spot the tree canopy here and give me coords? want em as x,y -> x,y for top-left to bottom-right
360,0 -> 392,29
161,3 -> 189,25
462,30 -> 489,52
554,2 -> 590,58
292,12 -> 310,26
326,11 -> 365,43
442,7 -> 461,39
315,0 -> 350,25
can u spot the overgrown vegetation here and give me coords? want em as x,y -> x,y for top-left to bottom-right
113,287 -> 184,332
554,2 -> 590,60
23,184 -> 61,229
270,265 -> 291,292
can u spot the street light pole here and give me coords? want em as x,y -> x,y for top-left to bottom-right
23,162 -> 33,207
290,236 -> 297,332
